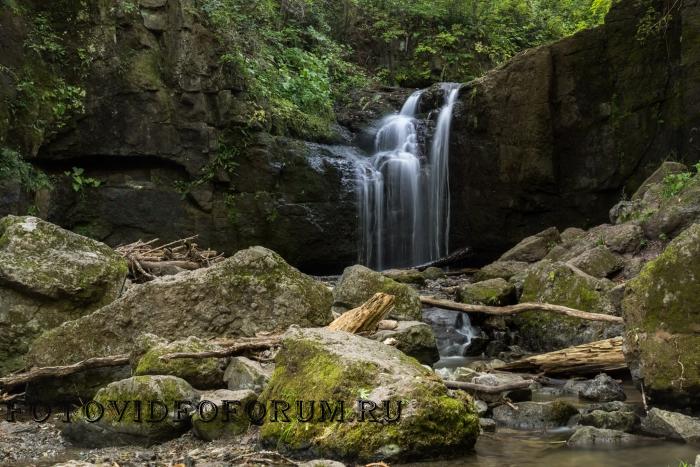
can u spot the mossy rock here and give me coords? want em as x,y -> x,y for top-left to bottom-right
333,265 -> 421,320
62,375 -> 200,447
623,224 -> 700,409
0,216 -> 127,375
134,336 -> 226,390
224,356 -> 273,393
457,278 -> 515,306
27,246 -> 333,371
566,246 -> 623,278
369,321 -> 440,365
192,389 -> 257,441
382,268 -> 425,285
512,260 -> 618,351
259,328 -> 479,462
499,227 -> 561,263
474,261 -> 530,282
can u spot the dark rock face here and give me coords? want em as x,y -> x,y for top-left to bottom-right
449,0 -> 700,262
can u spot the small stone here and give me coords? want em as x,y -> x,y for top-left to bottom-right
479,418 -> 497,432
578,374 -> 626,402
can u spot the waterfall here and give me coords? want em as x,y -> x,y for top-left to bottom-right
356,85 -> 460,271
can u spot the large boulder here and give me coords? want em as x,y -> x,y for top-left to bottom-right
512,260 -> 619,351
566,427 -> 656,449
133,336 -> 226,390
27,247 -> 333,368
566,246 -> 623,279
333,265 -> 421,320
641,408 -> 700,444
259,328 -> 479,462
473,261 -> 529,282
62,376 -> 200,447
623,224 -> 700,409
498,227 -> 561,263
457,279 -> 515,306
0,216 -> 127,374
368,321 -> 440,365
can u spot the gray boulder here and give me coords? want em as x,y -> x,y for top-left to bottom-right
641,408 -> 700,444
369,321 -> 440,365
567,246 -> 623,279
457,278 -> 516,306
499,227 -> 561,263
62,376 -> 199,447
333,265 -> 421,320
27,246 -> 333,369
473,261 -> 529,282
0,215 -> 127,374
224,357 -> 273,394
567,426 -> 657,449
578,374 -> 626,402
492,401 -> 578,430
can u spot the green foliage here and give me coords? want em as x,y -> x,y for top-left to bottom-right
65,167 -> 101,193
198,0 -> 371,140
333,0 -> 613,86
0,148 -> 52,191
661,164 -> 700,198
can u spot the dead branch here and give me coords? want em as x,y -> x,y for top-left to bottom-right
420,296 -> 623,324
328,293 -> 395,333
0,355 -> 130,391
159,336 -> 282,361
444,379 -> 534,394
500,337 -> 626,375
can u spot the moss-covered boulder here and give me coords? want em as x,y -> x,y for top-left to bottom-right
474,260 -> 529,282
0,215 -> 127,374
333,265 -> 421,320
566,246 -> 624,279
457,278 -> 515,306
259,328 -> 479,462
62,376 -> 200,447
134,336 -> 226,390
512,260 -> 619,351
381,268 -> 425,285
499,227 -> 561,263
192,389 -> 257,441
622,223 -> 700,410
27,246 -> 333,371
369,321 -> 440,365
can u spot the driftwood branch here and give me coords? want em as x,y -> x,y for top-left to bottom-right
0,355 -> 130,391
159,336 -> 282,361
328,293 -> 395,333
445,379 -> 534,394
500,337 -> 626,375
420,296 -> 623,324
415,246 -> 472,270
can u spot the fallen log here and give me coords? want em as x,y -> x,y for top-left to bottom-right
0,355 -> 130,391
499,337 -> 626,375
328,293 -> 395,333
159,336 -> 283,361
420,296 -> 623,324
445,379 -> 534,394
415,246 -> 473,270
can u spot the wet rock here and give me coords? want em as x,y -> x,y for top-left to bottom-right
580,408 -> 638,432
423,267 -> 446,280
479,418 -> 497,432
567,246 -> 623,279
224,357 -> 273,394
492,401 -> 578,430
258,327 -> 479,461
567,426 -> 656,449
623,224 -> 700,409
192,389 -> 257,441
63,376 -> 200,447
471,373 -> 532,403
474,400 -> 489,416
474,261 -> 530,282
27,247 -> 332,370
369,321 -> 440,365
578,374 -> 626,402
641,408 -> 700,444
133,336 -> 226,390
0,215 -> 127,374
499,227 -> 561,263
513,260 -> 619,351
333,265 -> 421,320
457,278 -> 516,306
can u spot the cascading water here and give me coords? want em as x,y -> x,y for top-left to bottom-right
356,85 -> 460,270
